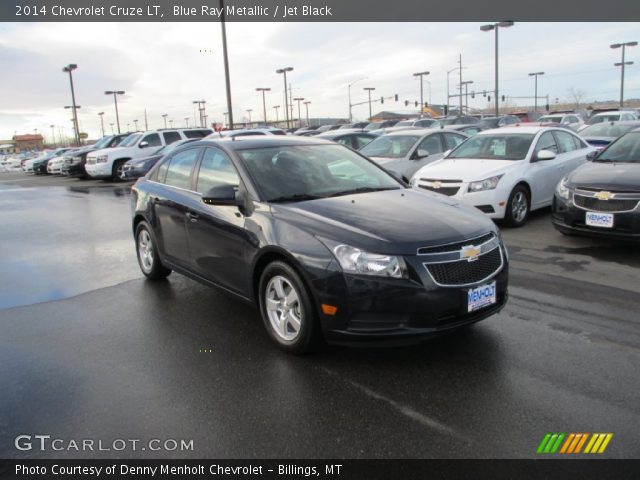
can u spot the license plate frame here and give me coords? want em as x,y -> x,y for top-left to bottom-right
467,281 -> 497,313
585,211 -> 614,228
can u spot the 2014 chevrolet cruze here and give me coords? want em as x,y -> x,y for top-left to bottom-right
131,136 -> 508,353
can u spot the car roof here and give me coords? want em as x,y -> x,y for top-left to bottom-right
190,135 -> 336,151
479,126 -> 552,134
592,111 -> 626,116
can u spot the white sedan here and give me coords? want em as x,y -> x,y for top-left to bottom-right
410,126 -> 597,226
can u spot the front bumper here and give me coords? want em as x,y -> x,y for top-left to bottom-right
85,161 -> 112,178
552,194 -> 640,241
414,182 -> 508,219
310,247 -> 509,345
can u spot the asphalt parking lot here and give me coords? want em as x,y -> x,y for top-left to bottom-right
0,171 -> 639,459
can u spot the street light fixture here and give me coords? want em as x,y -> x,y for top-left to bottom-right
104,90 -> 125,133
62,63 -> 81,146
363,87 -> 376,120
348,77 -> 367,122
293,98 -> 304,128
256,88 -> 271,124
480,21 -> 514,116
611,41 -> 637,108
97,112 -> 105,136
161,114 -> 168,128
413,71 -> 430,116
303,101 -> 311,126
528,72 -> 545,112
276,67 -> 294,129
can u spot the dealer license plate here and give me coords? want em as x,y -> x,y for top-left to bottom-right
467,282 -> 496,313
585,212 -> 614,228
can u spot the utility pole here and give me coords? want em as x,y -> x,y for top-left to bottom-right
461,80 -> 473,112
528,72 -> 545,111
458,54 -> 463,114
304,100 -> 311,126
413,71 -> 430,116
364,87 -> 376,120
220,0 -> 234,129
294,97 -> 304,128
256,87 -> 271,124
273,105 -> 280,125
276,67 -> 293,128
133,119 -> 139,131
105,90 -> 125,133
611,41 -> 638,108
62,64 -> 81,146
348,77 -> 367,122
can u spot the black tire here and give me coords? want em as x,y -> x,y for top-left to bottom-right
135,221 -> 171,280
258,261 -> 323,354
111,160 -> 126,181
504,185 -> 530,227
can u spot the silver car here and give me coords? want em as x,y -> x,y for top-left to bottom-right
359,128 -> 469,179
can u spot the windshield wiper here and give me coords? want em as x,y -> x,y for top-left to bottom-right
268,193 -> 323,203
326,186 -> 399,198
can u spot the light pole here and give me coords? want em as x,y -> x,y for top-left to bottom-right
49,124 -> 56,147
256,87 -> 271,125
528,72 -> 545,112
169,119 -> 174,128
62,64 -> 81,146
97,112 -> 105,136
104,90 -> 125,133
193,100 -> 206,127
109,123 -> 114,134
223,112 -> 229,128
303,101 -> 311,126
363,87 -> 376,120
64,105 -> 81,143
133,119 -> 139,131
480,21 -> 514,116
220,0 -> 234,129
276,67 -> 293,129
162,114 -> 168,128
126,123 -> 130,132
611,41 -> 637,108
246,109 -> 252,125
293,98 -> 304,128
184,117 -> 189,128
273,105 -> 280,125
413,71 -> 430,116
348,77 -> 367,122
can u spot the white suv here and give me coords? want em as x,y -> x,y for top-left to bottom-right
85,128 -> 212,180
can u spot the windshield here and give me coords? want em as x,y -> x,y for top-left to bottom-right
538,116 -> 562,123
93,136 -> 113,149
237,144 -> 402,202
479,118 -> 500,128
580,122 -> 637,138
119,133 -> 142,147
448,133 -> 534,160
395,120 -> 414,127
365,123 -> 382,131
360,134 -> 421,158
596,132 -> 640,163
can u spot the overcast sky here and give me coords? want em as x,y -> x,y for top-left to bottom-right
0,22 -> 638,140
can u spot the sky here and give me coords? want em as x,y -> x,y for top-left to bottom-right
0,21 -> 638,141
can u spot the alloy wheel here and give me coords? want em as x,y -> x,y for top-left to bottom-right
265,275 -> 302,341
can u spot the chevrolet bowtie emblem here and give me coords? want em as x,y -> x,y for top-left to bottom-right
461,245 -> 481,262
431,181 -> 442,189
595,191 -> 613,200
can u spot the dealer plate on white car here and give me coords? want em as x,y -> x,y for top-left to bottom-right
467,281 -> 496,313
585,212 -> 614,228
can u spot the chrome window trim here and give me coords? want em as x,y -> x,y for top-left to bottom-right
147,179 -> 202,196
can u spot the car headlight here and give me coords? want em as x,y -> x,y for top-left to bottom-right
96,155 -> 108,163
556,176 -> 572,200
468,175 -> 503,193
319,239 -> 406,278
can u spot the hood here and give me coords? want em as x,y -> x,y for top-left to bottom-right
413,158 -> 517,182
568,161 -> 640,192
271,188 -> 495,255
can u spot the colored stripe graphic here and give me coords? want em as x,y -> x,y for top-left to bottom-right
584,433 -> 614,454
537,433 -> 565,453
541,433 -> 614,454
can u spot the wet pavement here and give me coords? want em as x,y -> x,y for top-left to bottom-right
0,172 -> 639,459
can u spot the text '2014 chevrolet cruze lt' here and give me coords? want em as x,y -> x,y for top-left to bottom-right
131,136 -> 508,353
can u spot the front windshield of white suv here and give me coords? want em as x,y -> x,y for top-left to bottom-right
448,133 -> 535,160
119,133 -> 142,148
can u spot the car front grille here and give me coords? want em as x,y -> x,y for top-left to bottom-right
574,195 -> 639,213
419,185 -> 460,196
425,247 -> 503,287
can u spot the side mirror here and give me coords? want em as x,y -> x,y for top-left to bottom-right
535,149 -> 556,161
139,141 -> 149,148
202,184 -> 237,206
414,149 -> 430,159
586,150 -> 598,161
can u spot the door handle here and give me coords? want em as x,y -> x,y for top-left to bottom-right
186,212 -> 199,222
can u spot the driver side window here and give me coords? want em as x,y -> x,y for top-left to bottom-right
417,135 -> 442,156
535,132 -> 558,156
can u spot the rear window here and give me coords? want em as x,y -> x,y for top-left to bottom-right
162,131 -> 182,145
184,130 -> 212,139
